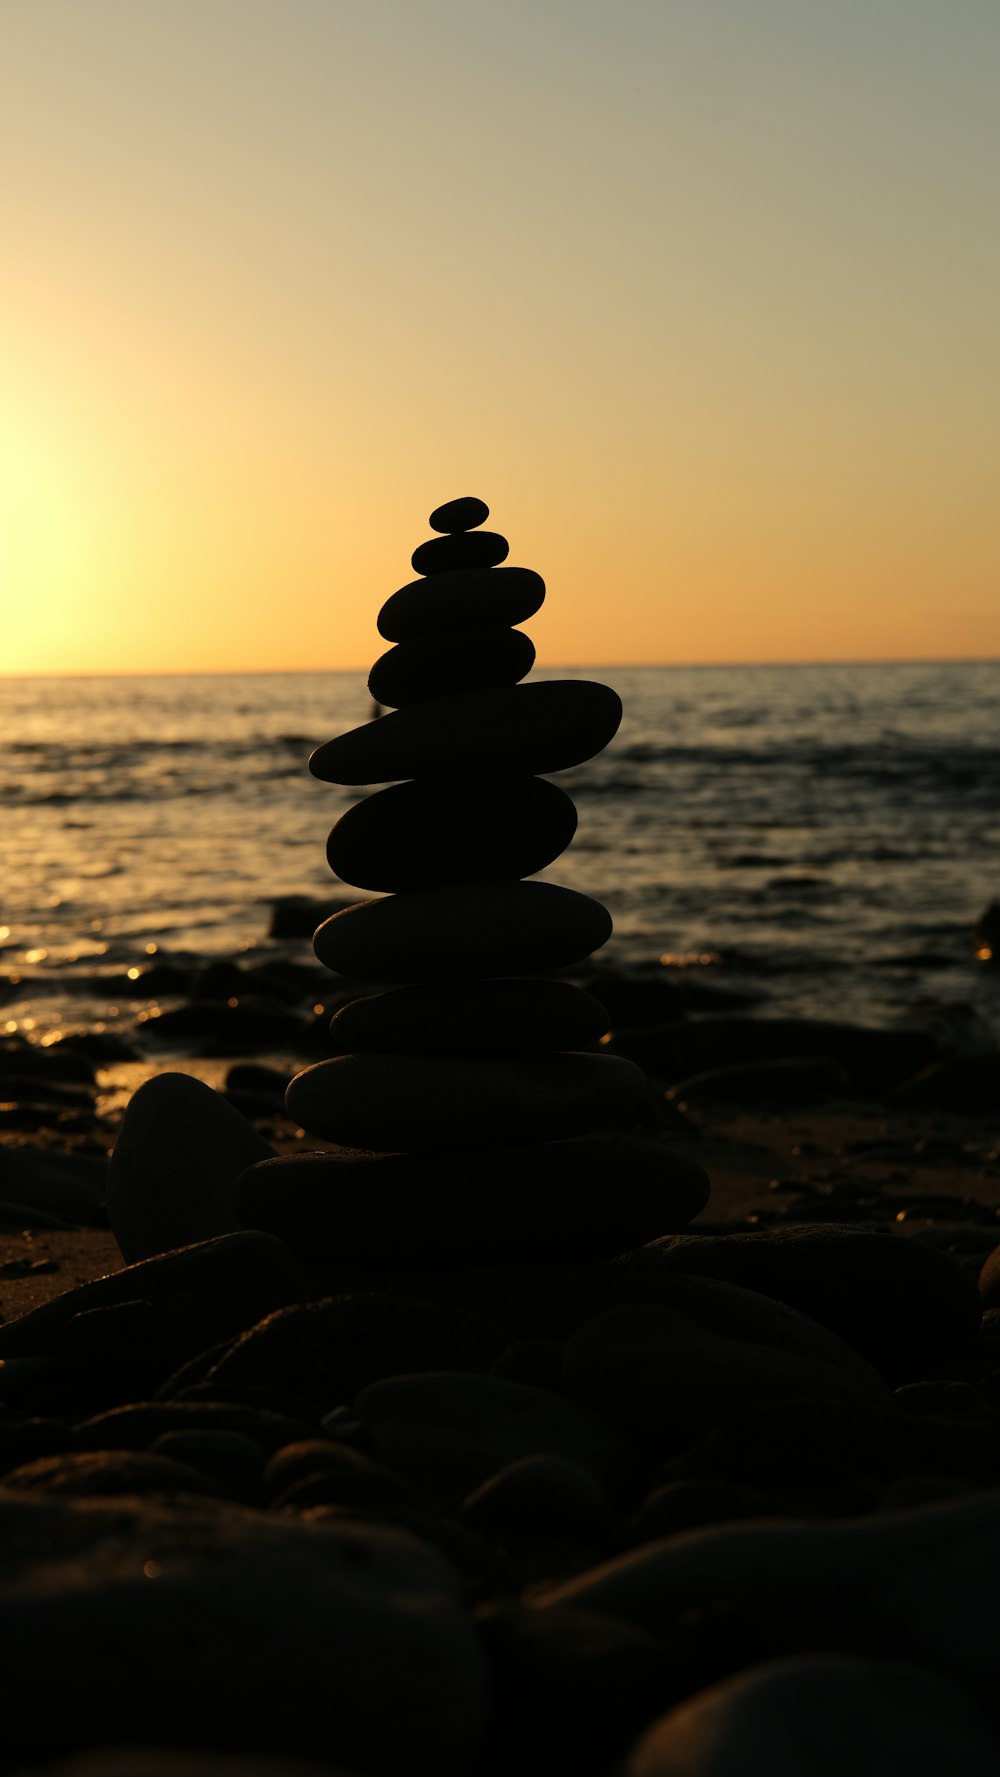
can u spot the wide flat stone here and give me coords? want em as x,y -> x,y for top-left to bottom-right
411,530 -> 509,575
312,881 -> 612,979
377,567 -> 545,643
284,1051 -> 648,1149
368,626 -> 535,708
326,774 -> 577,890
235,1134 -> 710,1264
429,495 -> 490,533
329,977 -> 610,1053
309,679 -> 622,784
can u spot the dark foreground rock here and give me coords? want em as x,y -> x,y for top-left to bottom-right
622,1654 -> 999,1775
0,1491 -> 486,1772
635,1224 -> 982,1378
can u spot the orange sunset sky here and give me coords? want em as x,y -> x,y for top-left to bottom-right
2,0 -> 998,675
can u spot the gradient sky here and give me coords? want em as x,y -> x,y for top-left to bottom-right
2,0 -> 998,673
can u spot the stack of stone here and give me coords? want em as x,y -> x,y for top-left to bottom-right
238,499 -> 709,1264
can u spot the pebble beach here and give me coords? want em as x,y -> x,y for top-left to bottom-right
2,589 -> 1000,1772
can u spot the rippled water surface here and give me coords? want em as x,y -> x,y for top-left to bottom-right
3,662 -> 999,1044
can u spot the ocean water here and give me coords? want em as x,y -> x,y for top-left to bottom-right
2,661 -> 999,1050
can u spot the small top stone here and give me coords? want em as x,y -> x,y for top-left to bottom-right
429,496 -> 490,534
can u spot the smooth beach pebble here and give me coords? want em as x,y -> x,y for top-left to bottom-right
312,679 -> 622,784
534,1490 -> 1000,1709
461,1453 -> 608,1539
0,1231 -> 307,1361
636,1224 -> 982,1378
180,1294 -> 507,1412
283,1050 -> 648,1150
328,978 -> 609,1055
368,625 -> 535,708
411,529 -> 509,575
326,774 -> 578,891
313,880 -> 612,979
354,1369 -> 635,1505
106,1070 -> 272,1263
235,1134 -> 710,1265
429,495 -> 490,533
377,566 -> 545,642
622,1654 -> 1000,1777
0,1493 -> 487,1772
562,1287 -> 890,1450
1,1448 -> 236,1501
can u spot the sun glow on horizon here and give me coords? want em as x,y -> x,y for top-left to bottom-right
2,0 -> 998,677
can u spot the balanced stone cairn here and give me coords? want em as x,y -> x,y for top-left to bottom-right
238,498 -> 709,1265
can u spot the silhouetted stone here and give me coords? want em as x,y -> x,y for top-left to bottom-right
310,679 -> 621,783
562,1290 -> 889,1455
429,495 -> 490,533
533,1490 -> 1000,1709
2,1448 -> 237,1501
635,1224 -> 981,1377
284,1051 -> 648,1150
313,881 -> 613,980
461,1453 -> 608,1540
0,1233 -> 307,1360
326,773 -> 577,891
107,1071 -> 271,1263
329,978 -> 609,1054
622,1655 -> 1000,1777
412,529 -> 509,575
368,625 -> 535,708
377,565 -> 545,642
0,1493 -> 486,1771
236,1135 -> 708,1265
182,1294 -> 507,1410
355,1369 -> 635,1505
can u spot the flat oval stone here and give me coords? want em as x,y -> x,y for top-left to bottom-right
326,775 -> 577,891
412,531 -> 509,576
368,626 -> 535,709
429,495 -> 490,533
312,881 -> 612,980
329,978 -> 609,1053
310,679 -> 622,784
378,566 -> 544,642
285,1051 -> 648,1150
236,1135 -> 710,1265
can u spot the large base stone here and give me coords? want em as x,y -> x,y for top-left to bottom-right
235,1135 -> 710,1265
